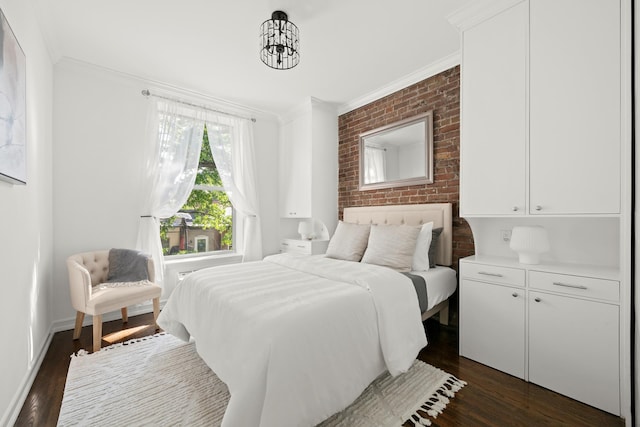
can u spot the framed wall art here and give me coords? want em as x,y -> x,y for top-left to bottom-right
0,8 -> 25,185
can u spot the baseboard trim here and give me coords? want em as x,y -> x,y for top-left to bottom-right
1,326 -> 54,427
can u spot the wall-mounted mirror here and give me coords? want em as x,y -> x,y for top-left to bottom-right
359,111 -> 434,191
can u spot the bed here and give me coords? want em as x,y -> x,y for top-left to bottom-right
343,203 -> 455,324
158,203 -> 456,427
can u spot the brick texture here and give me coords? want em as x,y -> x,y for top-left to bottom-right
338,66 -> 474,269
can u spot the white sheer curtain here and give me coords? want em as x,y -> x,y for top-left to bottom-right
205,113 -> 263,261
137,100 -> 206,283
364,146 -> 387,184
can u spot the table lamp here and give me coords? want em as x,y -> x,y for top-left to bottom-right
509,225 -> 550,264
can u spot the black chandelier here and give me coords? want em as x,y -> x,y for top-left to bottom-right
260,11 -> 300,70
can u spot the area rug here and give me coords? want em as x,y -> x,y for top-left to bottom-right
58,333 -> 465,427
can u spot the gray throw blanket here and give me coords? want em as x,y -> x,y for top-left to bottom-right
402,272 -> 428,314
106,249 -> 150,283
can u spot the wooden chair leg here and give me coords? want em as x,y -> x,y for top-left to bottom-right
73,312 -> 85,340
121,307 -> 128,323
153,297 -> 160,330
438,300 -> 450,326
93,315 -> 103,352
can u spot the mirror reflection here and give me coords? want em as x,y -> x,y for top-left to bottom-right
359,111 -> 433,190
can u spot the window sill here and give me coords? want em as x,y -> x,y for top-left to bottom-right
164,252 -> 243,270
162,253 -> 243,297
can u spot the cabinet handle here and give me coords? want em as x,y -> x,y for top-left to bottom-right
478,271 -> 504,277
535,205 -> 542,211
534,297 -> 541,302
512,206 -> 519,212
512,292 -> 518,297
296,245 -> 306,249
282,242 -> 289,246
552,281 -> 588,290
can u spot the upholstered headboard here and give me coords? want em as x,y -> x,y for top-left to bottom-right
342,203 -> 453,266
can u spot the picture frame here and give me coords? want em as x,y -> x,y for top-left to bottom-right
0,8 -> 26,185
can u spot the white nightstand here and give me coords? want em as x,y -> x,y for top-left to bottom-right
280,238 -> 329,255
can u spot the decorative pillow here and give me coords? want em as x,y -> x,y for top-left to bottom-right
361,224 -> 421,272
325,221 -> 371,262
411,222 -> 434,271
429,227 -> 444,268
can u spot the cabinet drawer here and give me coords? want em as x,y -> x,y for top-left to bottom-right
529,271 -> 619,302
460,262 -> 525,287
280,239 -> 312,254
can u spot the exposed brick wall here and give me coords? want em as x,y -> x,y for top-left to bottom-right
338,66 -> 474,269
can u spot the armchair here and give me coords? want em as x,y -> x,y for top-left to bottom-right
66,250 -> 162,352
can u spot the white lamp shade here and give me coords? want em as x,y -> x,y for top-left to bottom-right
509,226 -> 550,264
298,221 -> 313,239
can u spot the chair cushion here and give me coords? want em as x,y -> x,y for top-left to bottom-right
85,282 -> 162,315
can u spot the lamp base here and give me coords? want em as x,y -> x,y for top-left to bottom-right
517,252 -> 541,264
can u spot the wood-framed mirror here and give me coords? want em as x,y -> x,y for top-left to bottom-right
359,111 -> 434,191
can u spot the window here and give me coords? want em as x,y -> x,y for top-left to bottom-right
160,126 -> 234,256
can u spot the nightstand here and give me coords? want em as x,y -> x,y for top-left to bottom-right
280,238 -> 329,255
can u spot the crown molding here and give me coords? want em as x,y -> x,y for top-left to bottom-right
337,52 -> 460,116
448,0 -> 525,31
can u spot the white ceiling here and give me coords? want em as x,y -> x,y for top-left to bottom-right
34,0 -> 470,116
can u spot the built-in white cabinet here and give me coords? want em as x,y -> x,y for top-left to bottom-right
459,1 -> 527,215
280,113 -> 312,218
459,265 -> 526,379
529,290 -> 620,415
279,98 -> 338,229
458,0 -> 621,216
529,0 -> 620,215
453,0 -> 630,420
460,256 -> 621,415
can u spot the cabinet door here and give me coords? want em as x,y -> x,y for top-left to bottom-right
460,2 -> 527,216
529,0 -> 620,214
280,116 -> 312,218
460,279 -> 525,378
529,291 -> 620,415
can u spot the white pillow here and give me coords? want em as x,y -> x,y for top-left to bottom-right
412,222 -> 434,271
361,224 -> 421,272
325,221 -> 371,262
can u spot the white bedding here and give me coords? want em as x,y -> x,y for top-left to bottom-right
411,266 -> 458,311
157,253 -> 427,427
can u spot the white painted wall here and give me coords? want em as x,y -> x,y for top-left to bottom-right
51,59 -> 280,327
51,60 -> 149,324
0,0 -> 54,425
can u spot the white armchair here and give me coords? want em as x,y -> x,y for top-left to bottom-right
66,250 -> 162,352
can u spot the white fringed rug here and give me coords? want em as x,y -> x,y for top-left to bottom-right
58,333 -> 465,427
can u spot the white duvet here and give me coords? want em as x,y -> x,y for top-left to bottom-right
158,253 -> 427,427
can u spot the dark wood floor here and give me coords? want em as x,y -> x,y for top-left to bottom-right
15,311 -> 625,427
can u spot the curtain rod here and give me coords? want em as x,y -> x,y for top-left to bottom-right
141,89 -> 257,123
